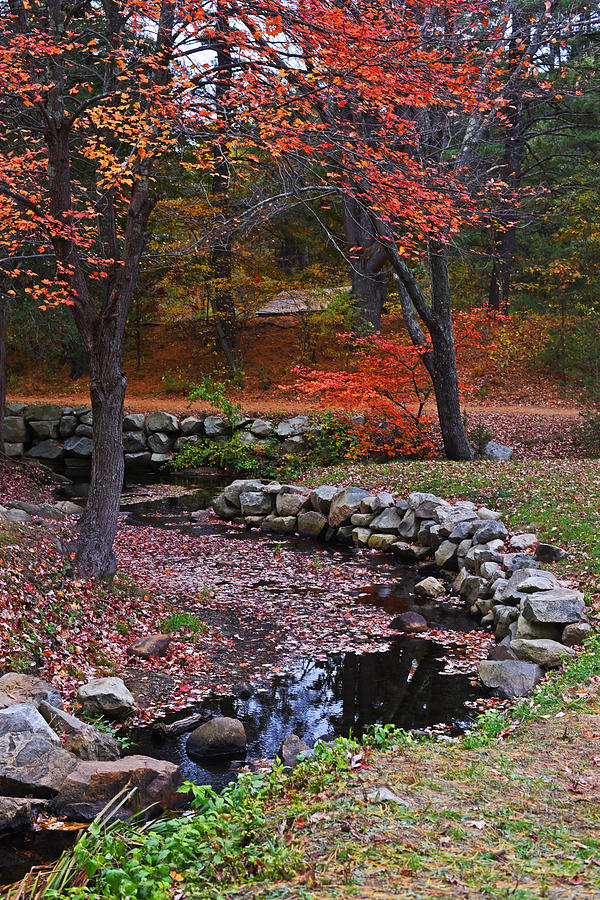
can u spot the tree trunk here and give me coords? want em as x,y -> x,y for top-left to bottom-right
343,195 -> 387,332
73,334 -> 126,578
428,245 -> 473,460
350,269 -> 386,331
0,303 -> 6,456
210,4 -> 237,366
430,336 -> 472,460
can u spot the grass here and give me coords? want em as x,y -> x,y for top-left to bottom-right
160,610 -> 207,636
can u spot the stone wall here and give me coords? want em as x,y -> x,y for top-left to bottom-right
3,404 -> 310,470
212,479 -> 590,698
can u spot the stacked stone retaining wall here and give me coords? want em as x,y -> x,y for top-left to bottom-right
2,403 -> 310,470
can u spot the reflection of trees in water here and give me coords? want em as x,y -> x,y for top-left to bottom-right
208,639 -> 478,755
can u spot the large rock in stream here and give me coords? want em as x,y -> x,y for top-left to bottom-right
187,717 -> 247,758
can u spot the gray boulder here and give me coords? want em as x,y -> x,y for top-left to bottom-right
435,540 -> 457,569
369,507 -> 405,534
262,515 -> 297,534
179,416 -> 204,436
250,419 -> 273,437
517,571 -> 559,593
52,756 -> 184,821
0,707 -> 78,796
415,576 -> 445,598
77,677 -> 136,720
472,520 -> 508,545
26,440 -> 63,460
477,507 -> 503,520
3,416 -> 27,443
351,513 -> 375,527
515,614 -> 561,642
278,734 -> 311,768
397,509 -> 418,540
388,611 -> 428,633
187,717 -> 246,758
478,660 -> 544,698
63,436 -> 93,458
204,416 -> 232,437
6,402 -> 27,415
521,589 -> 586,625
146,411 -> 178,434
123,431 -> 147,453
408,492 -> 450,519
459,575 -> 484,605
508,533 -> 537,552
5,442 -> 24,458
328,487 -> 370,526
38,702 -> 120,761
360,492 -> 394,514
0,704 -> 60,743
437,507 -> 478,535
282,435 -> 305,453
0,673 -> 63,710
24,404 -> 63,422
223,479 -> 263,506
352,527 -> 372,547
391,542 -> 419,562
151,453 -> 172,466
503,553 -> 540,577
562,622 -> 591,646
297,510 -> 328,538
75,424 -> 93,438
147,432 -> 173,454
212,493 -> 239,520
511,638 -> 576,668
367,533 -> 397,551
276,491 -> 309,517
123,413 -> 146,431
240,491 -> 272,517
534,543 -> 567,563
276,416 -> 308,437
125,452 -> 152,468
29,420 -> 60,440
78,411 -> 93,426
310,485 -> 339,515
59,415 -> 78,438
482,441 -> 513,461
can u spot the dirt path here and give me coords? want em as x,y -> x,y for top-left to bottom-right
6,392 -> 581,418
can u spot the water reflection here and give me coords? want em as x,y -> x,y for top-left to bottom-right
131,638 -> 482,791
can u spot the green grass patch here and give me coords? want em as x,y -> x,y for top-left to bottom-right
160,611 -> 207,636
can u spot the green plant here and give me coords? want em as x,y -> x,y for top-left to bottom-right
572,397 -> 600,455
187,375 -> 244,426
463,411 -> 493,456
161,611 -> 207,636
306,411 -> 361,465
78,713 -> 136,751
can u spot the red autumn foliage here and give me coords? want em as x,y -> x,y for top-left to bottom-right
293,333 -> 436,458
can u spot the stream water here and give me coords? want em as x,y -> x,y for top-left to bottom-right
1,475 -> 489,885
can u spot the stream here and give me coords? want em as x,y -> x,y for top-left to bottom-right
1,474 -> 490,885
